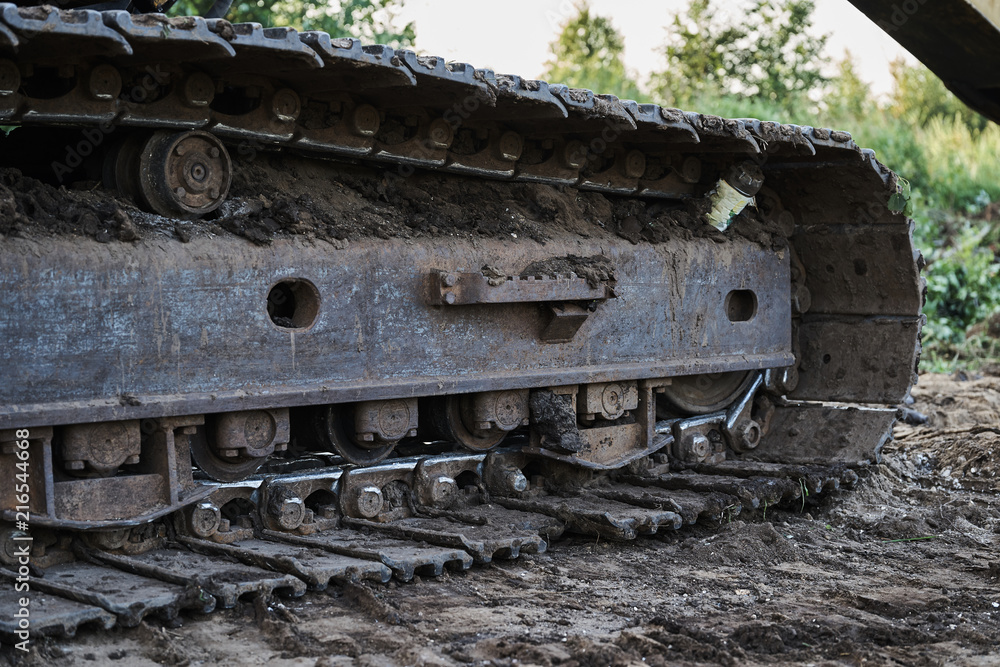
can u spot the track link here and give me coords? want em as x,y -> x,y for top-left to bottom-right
0,2 -> 925,646
1,454 -> 863,640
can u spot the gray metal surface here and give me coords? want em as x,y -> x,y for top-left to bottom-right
0,234 -> 791,429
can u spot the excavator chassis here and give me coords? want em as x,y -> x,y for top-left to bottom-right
0,4 -> 923,640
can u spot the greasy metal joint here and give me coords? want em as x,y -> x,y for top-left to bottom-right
87,64 -> 122,101
182,72 -> 215,108
350,103 -> 380,137
271,88 -> 301,123
61,420 -> 141,477
353,484 -> 384,519
354,398 -> 419,444
185,502 -> 221,539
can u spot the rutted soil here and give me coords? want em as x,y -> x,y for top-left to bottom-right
5,372 -> 999,666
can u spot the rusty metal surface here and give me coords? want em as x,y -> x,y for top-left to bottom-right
427,270 -> 612,306
0,3 -> 924,569
0,234 -> 791,429
792,316 -> 922,404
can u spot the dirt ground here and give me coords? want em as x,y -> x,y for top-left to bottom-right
2,372 -> 997,667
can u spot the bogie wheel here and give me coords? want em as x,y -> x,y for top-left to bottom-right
658,371 -> 755,416
314,404 -> 397,466
421,395 -> 507,452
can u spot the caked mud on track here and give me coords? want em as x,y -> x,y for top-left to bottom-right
0,3 -> 922,653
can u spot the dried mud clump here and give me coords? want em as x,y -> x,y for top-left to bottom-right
681,521 -> 800,565
2,151 -> 781,250
0,168 -> 139,242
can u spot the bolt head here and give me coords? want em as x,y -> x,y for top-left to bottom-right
683,433 -> 711,460
623,149 -> 646,179
562,140 -> 586,169
505,469 -> 528,493
428,475 -> 458,507
351,104 -> 380,137
738,421 -> 762,451
188,502 -> 221,539
427,118 -> 454,149
182,73 -> 215,107
271,89 -> 301,123
497,131 -> 523,162
273,497 -> 306,531
88,64 -> 121,101
354,485 -> 384,519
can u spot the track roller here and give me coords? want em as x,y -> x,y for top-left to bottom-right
313,400 -> 418,466
658,371 -> 756,416
104,130 -> 232,219
422,391 -> 529,452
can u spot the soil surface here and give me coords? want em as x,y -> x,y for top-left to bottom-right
4,372 -> 999,667
0,148 -> 779,250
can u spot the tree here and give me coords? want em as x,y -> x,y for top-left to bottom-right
169,0 -> 415,48
542,2 -> 643,102
825,52 -> 871,122
888,59 -> 986,131
650,0 -> 828,114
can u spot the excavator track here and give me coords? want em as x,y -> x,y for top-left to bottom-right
0,4 -> 923,642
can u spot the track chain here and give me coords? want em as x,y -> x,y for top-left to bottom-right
0,2 -> 926,645
0,454 -> 861,639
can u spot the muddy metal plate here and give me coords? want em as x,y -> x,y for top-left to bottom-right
0,232 -> 791,428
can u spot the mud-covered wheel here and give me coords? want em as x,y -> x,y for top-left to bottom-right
190,428 -> 268,482
138,130 -> 232,219
105,130 -> 232,219
421,395 -> 507,452
315,404 -> 397,466
658,371 -> 755,416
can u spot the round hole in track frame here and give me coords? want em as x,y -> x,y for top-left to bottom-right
267,278 -> 320,330
725,289 -> 757,322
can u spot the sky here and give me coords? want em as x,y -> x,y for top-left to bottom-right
396,0 -> 916,97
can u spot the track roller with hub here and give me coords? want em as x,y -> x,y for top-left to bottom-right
104,130 -> 232,219
310,400 -> 419,466
421,391 -> 529,452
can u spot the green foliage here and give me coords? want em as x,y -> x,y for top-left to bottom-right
826,53 -> 870,120
650,0 -> 828,114
920,221 -> 1000,371
168,0 -> 415,47
887,59 -> 987,131
542,2 -> 642,101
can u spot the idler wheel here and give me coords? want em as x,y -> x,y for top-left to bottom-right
107,130 -> 231,219
421,395 -> 507,452
658,371 -> 755,416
